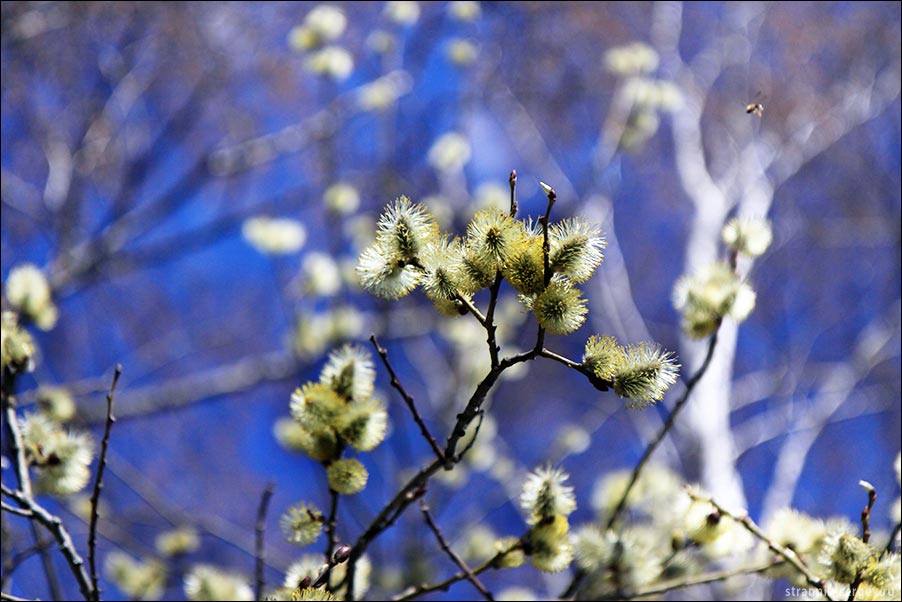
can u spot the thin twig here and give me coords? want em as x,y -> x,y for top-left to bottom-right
540,348 -> 610,391
533,183 -> 557,354
419,499 -> 493,601
254,482 -> 275,602
1,502 -> 33,518
455,411 -> 484,462
884,522 -> 901,554
392,544 -> 519,601
686,488 -> 832,600
88,364 -> 121,601
849,481 -> 877,601
2,539 -> 56,584
370,334 -> 445,462
859,481 -> 876,544
454,293 -> 487,327
539,183 -> 556,289
481,170 -> 519,370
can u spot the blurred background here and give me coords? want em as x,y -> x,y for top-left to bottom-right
1,1 -> 900,600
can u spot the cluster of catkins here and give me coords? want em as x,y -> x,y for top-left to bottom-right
279,345 -> 386,547
355,195 -> 679,408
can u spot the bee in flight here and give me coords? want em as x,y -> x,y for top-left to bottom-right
745,91 -> 766,117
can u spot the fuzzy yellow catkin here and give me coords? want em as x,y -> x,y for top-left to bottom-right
327,458 -> 369,494
280,502 -> 324,547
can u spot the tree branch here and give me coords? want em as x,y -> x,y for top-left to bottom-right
88,364 -> 121,601
254,482 -> 275,602
605,331 -> 719,530
686,488 -> 832,600
370,334 -> 445,462
419,499 -> 493,601
1,485 -> 94,600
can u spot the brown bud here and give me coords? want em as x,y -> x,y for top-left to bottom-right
333,545 -> 351,564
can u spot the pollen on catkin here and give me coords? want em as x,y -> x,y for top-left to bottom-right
527,514 -> 574,573
334,398 -> 388,451
672,262 -> 756,338
722,216 -> 773,258
19,412 -> 94,495
280,502 -> 324,547
583,335 -> 626,381
548,218 -> 606,283
612,343 -> 679,408
520,466 -> 577,525
532,277 -> 588,335
375,196 -> 439,263
319,344 -> 375,402
455,246 -> 496,294
502,236 -> 545,295
327,458 -> 369,494
356,242 -> 421,299
420,237 -> 464,301
290,383 -> 345,432
466,209 -> 525,271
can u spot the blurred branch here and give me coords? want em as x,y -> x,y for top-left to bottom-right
622,560 -> 777,599
759,302 -> 900,522
605,331 -> 720,529
78,349 -> 298,425
254,482 -> 274,602
1,369 -> 64,600
1,484 -> 93,601
104,451 -> 290,571
686,488 -> 831,600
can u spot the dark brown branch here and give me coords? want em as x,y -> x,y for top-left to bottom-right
454,293 -> 488,327
419,500 -> 493,601
254,482 -> 275,602
849,481 -> 878,601
88,364 -> 121,601
859,481 -> 876,544
539,183 -> 556,289
480,170 -> 519,370
309,544 -> 351,589
484,272 -> 504,370
370,334 -> 445,462
324,484 -> 341,562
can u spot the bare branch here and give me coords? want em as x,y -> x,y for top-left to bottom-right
605,331 -> 720,530
419,500 -> 493,601
88,364 -> 121,601
370,335 -> 445,462
254,482 -> 275,602
1,485 -> 94,600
